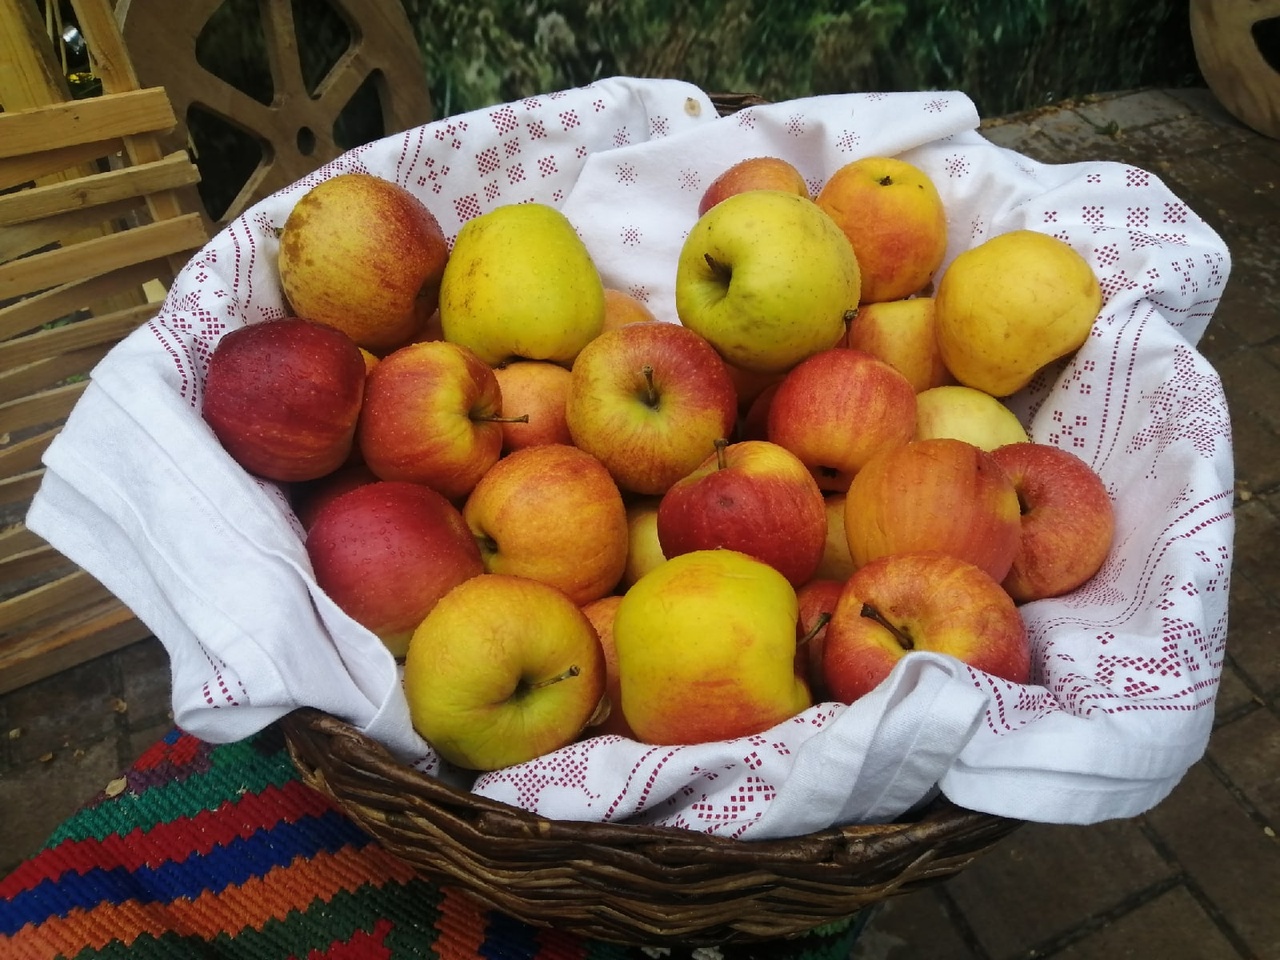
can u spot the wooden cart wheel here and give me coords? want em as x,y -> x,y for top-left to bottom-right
115,0 -> 433,233
1190,0 -> 1280,140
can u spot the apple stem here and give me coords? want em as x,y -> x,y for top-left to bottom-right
878,175 -> 893,187
641,364 -> 659,408
473,412 -> 531,424
843,308 -> 858,331
798,612 -> 831,646
527,665 -> 580,690
714,437 -> 729,470
860,603 -> 914,650
703,252 -> 732,285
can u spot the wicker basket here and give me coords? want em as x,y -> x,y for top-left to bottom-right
281,707 -> 1020,945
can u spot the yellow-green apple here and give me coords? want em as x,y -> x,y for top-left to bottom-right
843,297 -> 953,392
565,321 -> 738,495
915,384 -> 1030,450
439,202 -> 605,366
990,442 -> 1116,603
934,229 -> 1102,397
843,437 -> 1021,583
612,549 -> 812,745
698,156 -> 809,216
357,340 -> 524,500
815,156 -> 948,304
602,288 -> 659,332
202,318 -> 366,482
675,190 -> 860,373
766,347 -> 917,492
278,172 -> 447,354
821,552 -> 1030,704
580,594 -> 637,740
623,496 -> 666,587
403,573 -> 606,770
491,359 -> 573,452
463,443 -> 628,605
656,439 -> 827,587
305,480 -> 484,658
815,493 -> 856,581
292,462 -> 378,530
796,577 -> 844,701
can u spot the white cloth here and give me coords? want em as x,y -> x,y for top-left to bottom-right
26,77 -> 1234,837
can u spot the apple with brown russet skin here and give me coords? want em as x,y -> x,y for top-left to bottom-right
580,594 -> 637,740
566,321 -> 738,496
766,347 -> 917,492
202,318 -> 366,483
278,172 -> 448,354
816,156 -> 948,304
657,439 -> 827,587
403,573 -> 606,770
305,480 -> 484,658
843,437 -> 1021,583
492,360 -> 574,452
989,442 -> 1116,603
822,552 -> 1030,705
463,443 -> 628,606
698,156 -> 810,216
796,577 -> 844,701
357,340 -> 526,501
843,297 -> 954,393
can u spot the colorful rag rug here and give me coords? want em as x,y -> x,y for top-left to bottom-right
0,725 -> 868,959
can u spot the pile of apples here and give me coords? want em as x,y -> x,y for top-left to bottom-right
201,153 -> 1115,774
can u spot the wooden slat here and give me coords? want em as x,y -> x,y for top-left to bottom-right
0,302 -> 155,370
0,137 -> 125,193
0,380 -> 86,437
0,523 -> 46,563
0,212 -> 206,302
0,345 -> 111,405
0,428 -> 57,478
0,196 -> 142,263
0,151 -> 200,227
0,88 -> 177,160
0,570 -> 112,633
0,542 -> 72,589
0,467 -> 42,508
0,258 -> 166,340
0,593 -> 149,694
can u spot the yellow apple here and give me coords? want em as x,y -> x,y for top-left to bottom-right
612,549 -> 812,745
601,288 -> 659,332
914,385 -> 1030,450
622,496 -> 666,587
843,297 -> 954,392
815,493 -> 856,582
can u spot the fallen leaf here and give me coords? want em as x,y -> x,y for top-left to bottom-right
104,777 -> 128,798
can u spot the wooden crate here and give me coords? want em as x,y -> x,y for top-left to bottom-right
0,0 -> 209,693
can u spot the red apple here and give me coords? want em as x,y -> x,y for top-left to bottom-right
292,462 -> 378,530
656,439 -> 827,587
463,443 -> 628,606
202,318 -> 366,483
989,442 -> 1116,603
843,437 -> 1021,583
822,552 -> 1030,704
491,359 -> 574,452
305,480 -> 484,657
766,347 -> 917,492
566,322 -> 738,496
357,340 -> 523,501
698,156 -> 810,216
796,577 -> 844,701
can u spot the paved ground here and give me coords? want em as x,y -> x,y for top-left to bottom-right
2,85 -> 1277,960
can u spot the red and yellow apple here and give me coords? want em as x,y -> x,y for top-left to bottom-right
580,594 -> 637,740
602,288 -> 659,332
815,493 -> 856,582
843,297 -> 953,392
622,496 -> 666,587
291,462 -> 378,530
822,552 -> 1030,704
491,359 -> 574,452
698,156 -> 809,216
796,577 -> 844,701
915,384 -> 1030,450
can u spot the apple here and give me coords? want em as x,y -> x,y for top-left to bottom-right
796,577 -> 844,701
278,172 -> 448,354
463,443 -> 628,606
843,297 -> 953,392
766,347 -> 917,492
439,201 -> 605,366
565,321 -> 738,496
292,462 -> 378,530
815,156 -> 948,304
990,442 -> 1116,603
675,190 -> 860,373
357,340 -> 525,501
724,361 -> 784,418
580,594 -> 637,740
698,156 -> 809,216
202,318 -> 366,483
612,549 -> 812,745
602,288 -> 659,331
843,437 -> 1021,583
622,496 -> 666,587
656,439 -> 827,587
821,552 -> 1030,705
915,384 -> 1030,450
306,480 -> 484,658
403,573 -> 606,770
491,360 -> 574,452
814,493 -> 856,581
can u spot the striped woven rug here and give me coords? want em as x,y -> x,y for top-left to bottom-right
0,724 -> 868,960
